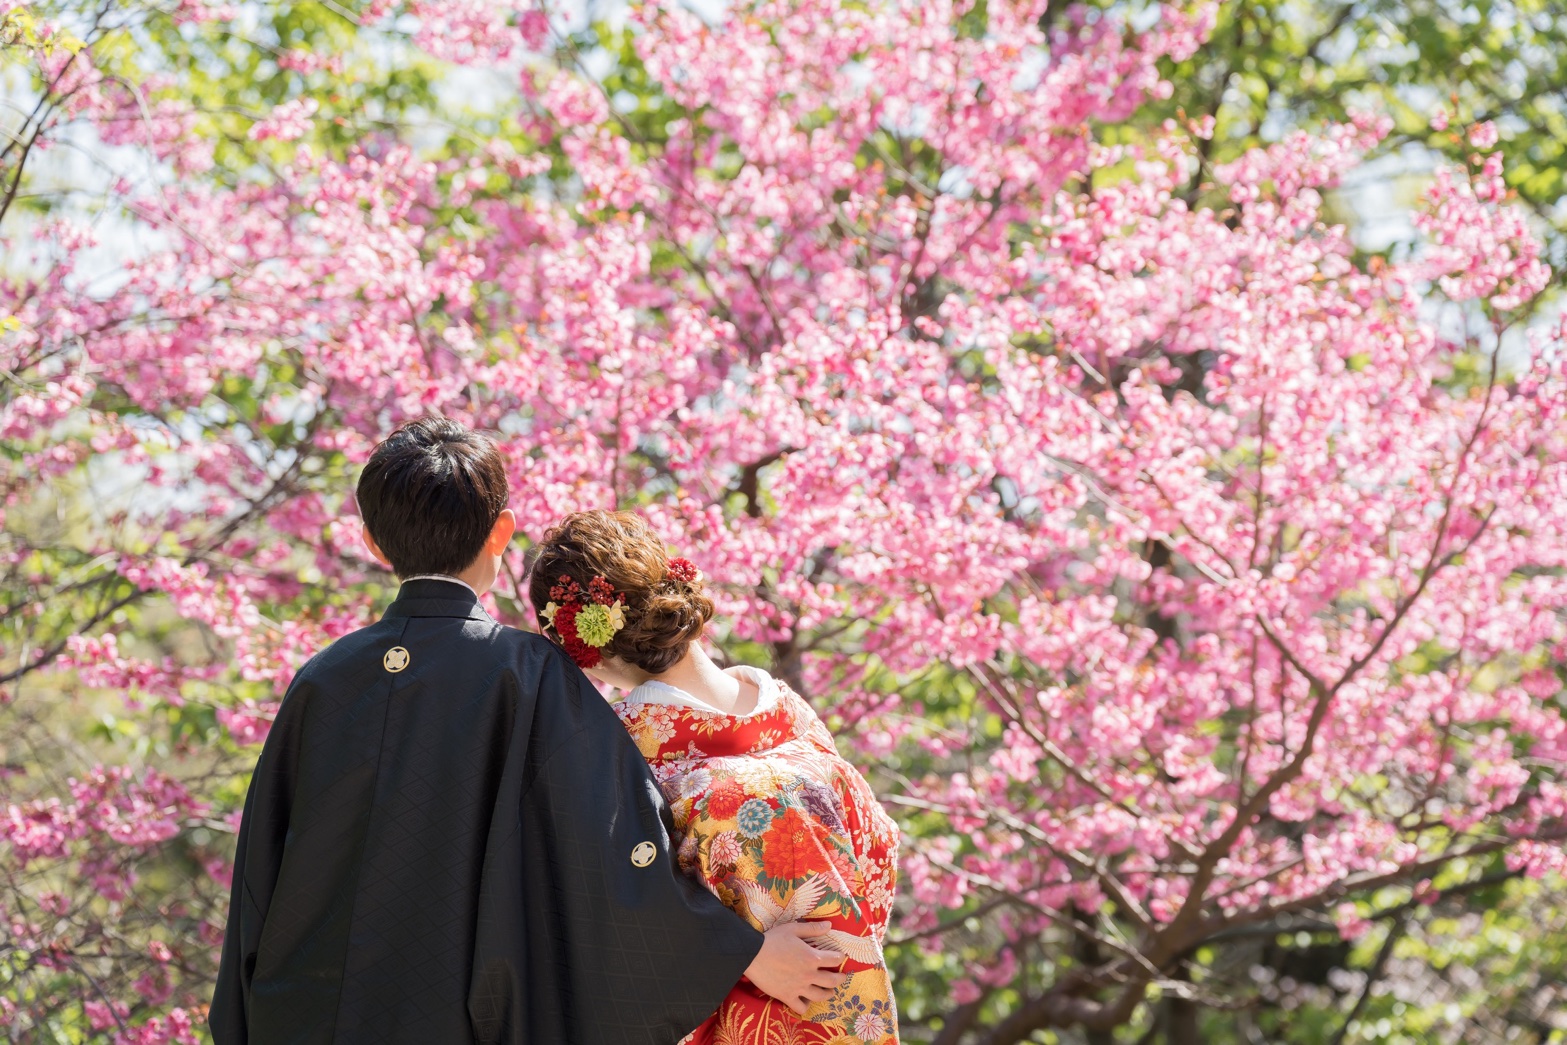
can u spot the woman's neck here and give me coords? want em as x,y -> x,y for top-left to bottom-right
649,645 -> 757,715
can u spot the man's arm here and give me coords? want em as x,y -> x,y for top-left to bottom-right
469,645 -> 839,1045
208,676 -> 311,1044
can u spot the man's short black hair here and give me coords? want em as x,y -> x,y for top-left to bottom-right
356,417 -> 509,578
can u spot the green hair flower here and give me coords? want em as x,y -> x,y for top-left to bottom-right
574,602 -> 621,647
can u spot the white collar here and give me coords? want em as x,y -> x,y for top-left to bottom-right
402,574 -> 478,596
623,665 -> 780,718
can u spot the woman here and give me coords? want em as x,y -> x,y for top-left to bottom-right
529,510 -> 901,1045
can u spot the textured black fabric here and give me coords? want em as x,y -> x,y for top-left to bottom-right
210,579 -> 762,1044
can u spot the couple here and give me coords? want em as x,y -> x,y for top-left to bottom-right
208,418 -> 900,1045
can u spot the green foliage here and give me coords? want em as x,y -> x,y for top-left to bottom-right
1140,0 -> 1567,278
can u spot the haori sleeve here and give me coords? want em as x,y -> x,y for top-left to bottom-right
468,645 -> 762,1045
208,673 -> 314,1045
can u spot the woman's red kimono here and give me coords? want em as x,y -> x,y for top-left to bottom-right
614,666 -> 901,1045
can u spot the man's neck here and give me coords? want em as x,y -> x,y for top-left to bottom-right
401,573 -> 483,597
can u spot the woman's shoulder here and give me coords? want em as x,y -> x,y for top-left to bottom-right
725,665 -> 816,718
771,684 -> 839,748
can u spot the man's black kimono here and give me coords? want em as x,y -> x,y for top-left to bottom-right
209,579 -> 762,1044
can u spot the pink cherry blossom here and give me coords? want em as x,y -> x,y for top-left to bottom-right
1468,120 -> 1500,149
248,97 -> 319,142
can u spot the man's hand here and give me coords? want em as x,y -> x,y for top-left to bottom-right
743,922 -> 846,1015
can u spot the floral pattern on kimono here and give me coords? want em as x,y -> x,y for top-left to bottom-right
614,667 -> 901,1045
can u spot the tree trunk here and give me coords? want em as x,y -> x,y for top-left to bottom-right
1164,965 -> 1200,1045
1165,996 -> 1199,1045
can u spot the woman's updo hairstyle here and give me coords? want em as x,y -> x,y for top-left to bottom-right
528,509 -> 715,675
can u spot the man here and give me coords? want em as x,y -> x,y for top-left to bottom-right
210,417 -> 845,1044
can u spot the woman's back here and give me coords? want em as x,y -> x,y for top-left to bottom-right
616,666 -> 901,1045
526,509 -> 901,1044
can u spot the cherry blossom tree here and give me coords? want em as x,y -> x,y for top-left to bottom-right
2,0 -> 1564,1041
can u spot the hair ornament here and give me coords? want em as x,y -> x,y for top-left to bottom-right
542,573 -> 627,669
666,557 -> 700,583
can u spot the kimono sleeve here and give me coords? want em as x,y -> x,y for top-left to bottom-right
208,673 -> 312,1045
469,649 -> 763,1045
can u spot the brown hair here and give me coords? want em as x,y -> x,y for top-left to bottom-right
528,510 -> 714,675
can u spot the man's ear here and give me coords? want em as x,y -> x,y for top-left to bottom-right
486,509 -> 517,555
363,526 -> 393,570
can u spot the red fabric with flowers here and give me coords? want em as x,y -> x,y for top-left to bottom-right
615,670 -> 900,1045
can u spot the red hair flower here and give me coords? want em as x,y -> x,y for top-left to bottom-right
551,602 -> 602,669
541,573 -> 626,670
549,576 -> 584,603
666,557 -> 700,583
